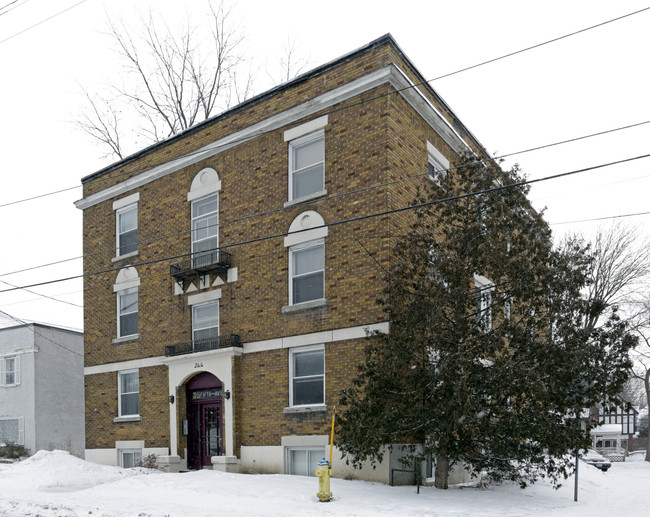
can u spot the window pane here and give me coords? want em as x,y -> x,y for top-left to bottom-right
192,196 -> 218,218
193,303 -> 219,328
120,292 -> 138,313
292,164 -> 324,199
293,246 -> 324,275
293,272 -> 324,304
119,208 -> 137,233
294,351 -> 324,377
120,313 -> 138,337
121,372 -> 139,393
193,214 -> 219,242
308,450 -> 324,474
119,229 -> 138,255
293,377 -> 324,406
121,392 -> 139,416
0,419 -> 19,444
293,138 -> 323,170
290,449 -> 307,476
5,358 -> 15,385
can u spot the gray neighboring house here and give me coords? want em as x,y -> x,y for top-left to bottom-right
0,323 -> 84,457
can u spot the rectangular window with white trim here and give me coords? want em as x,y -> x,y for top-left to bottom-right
289,130 -> 325,201
118,370 -> 139,417
116,204 -> 138,257
290,345 -> 325,407
117,288 -> 138,338
287,447 -> 325,477
0,356 -> 20,386
0,417 -> 24,445
290,241 -> 325,305
119,449 -> 142,468
192,300 -> 219,350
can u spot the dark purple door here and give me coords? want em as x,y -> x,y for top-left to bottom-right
187,373 -> 224,470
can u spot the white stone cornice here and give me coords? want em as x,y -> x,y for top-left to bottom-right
75,66 -> 470,210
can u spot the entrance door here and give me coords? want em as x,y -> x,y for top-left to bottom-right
188,401 -> 223,469
186,372 -> 224,470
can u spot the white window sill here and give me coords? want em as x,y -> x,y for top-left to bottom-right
284,404 -> 327,414
114,415 -> 141,423
282,299 -> 328,314
284,190 -> 327,208
112,251 -> 139,263
112,334 -> 141,345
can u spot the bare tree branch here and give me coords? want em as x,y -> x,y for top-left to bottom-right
266,36 -> 310,86
76,1 -> 248,159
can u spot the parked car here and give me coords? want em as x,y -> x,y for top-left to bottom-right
581,449 -> 611,471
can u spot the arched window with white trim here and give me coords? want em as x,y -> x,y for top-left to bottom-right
283,211 -> 328,312
188,168 -> 222,264
113,267 -> 140,342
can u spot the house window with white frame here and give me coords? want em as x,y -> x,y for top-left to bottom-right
0,417 -> 23,445
290,345 -> 325,407
192,194 -> 219,262
0,356 -> 19,386
192,300 -> 219,345
118,370 -> 139,417
117,288 -> 138,338
116,204 -> 138,257
289,130 -> 325,201
287,447 -> 325,476
290,241 -> 325,305
474,275 -> 493,332
119,448 -> 142,468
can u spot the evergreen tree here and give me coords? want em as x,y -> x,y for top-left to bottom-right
337,155 -> 635,489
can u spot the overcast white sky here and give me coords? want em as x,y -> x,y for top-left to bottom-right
0,0 -> 649,330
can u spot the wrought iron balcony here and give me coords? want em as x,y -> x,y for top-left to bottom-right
170,249 -> 232,283
165,334 -> 241,357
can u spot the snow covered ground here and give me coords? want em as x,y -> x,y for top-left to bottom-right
0,450 -> 647,516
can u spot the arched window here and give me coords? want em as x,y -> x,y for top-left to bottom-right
283,211 -> 328,309
114,267 -> 140,341
188,168 -> 221,260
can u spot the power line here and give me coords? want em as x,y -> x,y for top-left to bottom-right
4,6 -> 648,208
0,0 -> 30,16
0,308 -> 82,357
0,279 -> 82,307
1,117 -> 648,277
1,152 -> 649,295
0,0 -> 88,45
428,6 -> 650,82
550,210 -> 650,226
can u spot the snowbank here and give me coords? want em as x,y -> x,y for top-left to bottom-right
0,450 -> 648,516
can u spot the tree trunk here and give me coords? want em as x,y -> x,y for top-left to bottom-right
434,452 -> 450,489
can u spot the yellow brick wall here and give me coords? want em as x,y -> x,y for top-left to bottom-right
82,37 -> 476,453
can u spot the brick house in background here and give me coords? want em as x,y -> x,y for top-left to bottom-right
75,35 -> 491,480
0,322 -> 84,457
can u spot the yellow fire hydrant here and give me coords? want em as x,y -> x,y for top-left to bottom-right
315,458 -> 333,502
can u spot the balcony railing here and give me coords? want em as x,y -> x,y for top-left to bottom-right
170,249 -> 232,283
165,334 -> 241,357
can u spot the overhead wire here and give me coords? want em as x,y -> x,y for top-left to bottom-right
0,0 -> 88,45
2,119 -> 649,280
2,5 -> 649,309
2,6 -> 649,209
1,151 -> 649,295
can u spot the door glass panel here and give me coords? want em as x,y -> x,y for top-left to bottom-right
205,406 -> 221,458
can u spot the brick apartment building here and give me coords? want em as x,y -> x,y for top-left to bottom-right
75,35 -> 490,480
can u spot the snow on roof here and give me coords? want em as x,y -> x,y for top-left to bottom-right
590,423 -> 622,435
